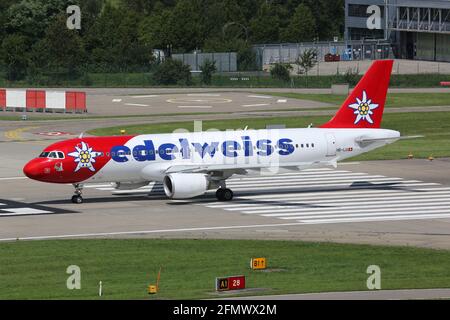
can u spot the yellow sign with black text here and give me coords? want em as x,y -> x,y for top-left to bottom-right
250,257 -> 267,270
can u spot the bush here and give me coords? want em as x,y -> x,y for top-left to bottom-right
270,63 -> 292,82
153,59 -> 192,85
199,59 -> 216,85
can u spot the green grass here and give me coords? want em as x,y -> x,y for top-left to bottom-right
88,111 -> 450,160
0,239 -> 449,299
1,72 -> 449,88
265,92 -> 450,108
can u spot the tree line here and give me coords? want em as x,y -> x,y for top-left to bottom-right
0,0 -> 344,82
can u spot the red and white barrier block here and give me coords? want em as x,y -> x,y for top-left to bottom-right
0,89 -> 87,113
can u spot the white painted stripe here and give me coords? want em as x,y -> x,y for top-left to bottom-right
228,172 -> 360,181
279,208 -> 450,220
0,177 -> 27,181
131,95 -> 159,98
229,179 -> 436,190
0,203 -> 5,206
240,187 -> 450,200
112,99 -> 122,102
231,182 -> 438,191
187,94 -> 221,97
241,103 -> 270,107
177,105 -> 213,108
338,162 -> 360,165
227,176 -> 402,185
124,103 -> 149,107
276,99 -> 287,103
252,202 -> 450,216
297,214 -> 450,224
248,95 -> 272,99
2,208 -> 51,215
212,193 -> 450,210
0,222 -> 313,242
220,190 -> 450,204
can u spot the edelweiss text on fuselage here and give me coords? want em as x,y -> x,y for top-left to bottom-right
110,137 -> 295,162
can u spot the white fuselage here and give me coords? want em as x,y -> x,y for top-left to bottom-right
85,128 -> 400,184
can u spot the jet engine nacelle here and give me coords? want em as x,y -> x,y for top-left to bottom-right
163,173 -> 209,199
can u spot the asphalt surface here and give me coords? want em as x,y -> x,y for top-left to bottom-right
221,288 -> 450,300
1,136 -> 450,249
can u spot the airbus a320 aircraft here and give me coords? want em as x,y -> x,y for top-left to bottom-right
24,60 -> 404,204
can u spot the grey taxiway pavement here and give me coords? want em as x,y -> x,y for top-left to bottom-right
0,138 -> 450,249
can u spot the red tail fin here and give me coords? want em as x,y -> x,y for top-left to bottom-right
320,60 -> 393,129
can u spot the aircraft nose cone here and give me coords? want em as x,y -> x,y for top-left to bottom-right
23,160 -> 43,180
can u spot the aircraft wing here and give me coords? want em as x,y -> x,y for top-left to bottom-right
164,160 -> 337,175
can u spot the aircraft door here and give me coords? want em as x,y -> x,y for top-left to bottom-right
325,133 -> 336,157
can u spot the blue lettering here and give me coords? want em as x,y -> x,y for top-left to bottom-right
222,140 -> 241,157
111,145 -> 130,163
179,138 -> 191,159
241,136 -> 253,157
277,138 -> 295,155
192,142 -> 219,158
133,140 -> 156,162
256,139 -> 273,156
158,143 -> 178,161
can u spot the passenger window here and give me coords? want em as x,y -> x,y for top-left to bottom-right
311,143 -> 315,148
306,144 -> 309,148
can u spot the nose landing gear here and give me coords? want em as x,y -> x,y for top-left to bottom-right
71,184 -> 84,204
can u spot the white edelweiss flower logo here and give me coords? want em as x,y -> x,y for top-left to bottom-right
68,142 -> 102,172
348,90 -> 379,124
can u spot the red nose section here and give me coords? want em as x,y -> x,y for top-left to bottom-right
23,159 -> 45,181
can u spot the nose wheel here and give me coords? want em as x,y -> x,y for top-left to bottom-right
71,184 -> 84,204
216,188 -> 233,201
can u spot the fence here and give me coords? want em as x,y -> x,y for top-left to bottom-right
253,40 -> 393,67
0,89 -> 87,113
172,52 -> 237,72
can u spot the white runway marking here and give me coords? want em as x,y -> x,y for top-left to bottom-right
124,103 -> 150,107
187,93 -> 221,97
198,169 -> 450,225
0,222 -> 310,242
2,208 -> 51,215
277,99 -> 287,103
87,168 -> 450,226
241,103 -> 270,107
112,99 -> 122,102
0,177 -> 27,181
131,95 -> 159,98
177,105 -> 212,109
248,95 -> 273,99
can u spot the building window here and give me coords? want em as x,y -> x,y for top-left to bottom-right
348,4 -> 384,18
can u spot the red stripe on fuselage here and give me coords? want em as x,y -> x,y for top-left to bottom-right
24,136 -> 135,184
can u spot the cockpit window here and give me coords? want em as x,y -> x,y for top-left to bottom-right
38,151 -> 65,159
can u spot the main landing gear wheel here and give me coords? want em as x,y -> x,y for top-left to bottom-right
71,195 -> 83,204
71,183 -> 84,204
216,188 -> 233,201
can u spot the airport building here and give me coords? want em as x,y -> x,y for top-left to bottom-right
345,0 -> 450,61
